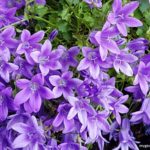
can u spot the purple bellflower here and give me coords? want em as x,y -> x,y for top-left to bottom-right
77,47 -> 110,79
93,22 -> 120,60
133,61 -> 150,96
30,40 -> 62,76
12,116 -> 45,149
108,0 -> 143,36
110,95 -> 129,125
59,45 -> 80,71
53,103 -> 75,133
83,0 -> 102,8
16,29 -> 45,65
0,7 -> 18,28
14,73 -> 54,113
130,98 -> 150,125
0,48 -> 18,82
67,96 -> 96,132
87,110 -> 110,140
49,29 -> 58,42
0,83 -> 15,121
128,38 -> 149,52
0,26 -> 18,50
111,51 -> 138,76
114,118 -> 139,150
49,71 -> 82,98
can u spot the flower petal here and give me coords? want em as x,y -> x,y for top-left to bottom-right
125,17 -> 143,27
14,88 -> 31,106
67,107 -> 77,120
13,134 -> 30,148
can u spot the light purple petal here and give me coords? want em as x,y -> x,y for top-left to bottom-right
99,46 -> 108,61
49,75 -> 60,86
77,58 -> 90,71
117,23 -> 127,36
14,88 -> 31,105
112,0 -> 122,13
120,62 -> 133,76
67,107 -> 77,120
125,17 -> 143,27
39,86 -> 54,99
39,64 -> 49,76
53,113 -> 64,127
122,1 -> 139,15
12,123 -> 28,133
29,93 -> 42,112
89,64 -> 100,79
29,31 -> 45,43
52,87 -> 63,98
21,30 -> 31,42
41,40 -> 52,55
30,51 -> 40,63
13,134 -> 30,148
16,79 -> 30,89
139,75 -> 149,95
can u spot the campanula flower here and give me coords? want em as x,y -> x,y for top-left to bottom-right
14,74 -> 54,112
108,0 -> 143,36
30,40 -> 62,76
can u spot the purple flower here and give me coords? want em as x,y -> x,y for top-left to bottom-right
53,104 -> 75,133
110,95 -> 129,125
130,98 -> 150,125
111,51 -> 138,76
128,38 -> 149,52
108,0 -> 143,36
67,96 -> 96,132
0,26 -> 18,50
0,49 -> 18,82
16,29 -> 45,65
133,61 -> 150,95
13,56 -> 33,79
83,0 -> 102,8
14,74 -> 54,112
77,47 -> 109,79
36,0 -> 46,5
0,7 -> 18,28
49,29 -> 58,41
49,71 -> 82,98
114,118 -> 139,150
30,40 -> 62,76
86,111 -> 110,141
93,23 -> 120,60
59,45 -> 80,71
12,116 -> 45,149
0,83 -> 15,121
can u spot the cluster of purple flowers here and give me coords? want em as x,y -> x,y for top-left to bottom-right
0,0 -> 149,150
